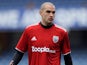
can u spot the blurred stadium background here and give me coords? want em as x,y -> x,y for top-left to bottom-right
0,0 -> 87,65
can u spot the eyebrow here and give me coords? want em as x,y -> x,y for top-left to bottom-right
46,10 -> 55,14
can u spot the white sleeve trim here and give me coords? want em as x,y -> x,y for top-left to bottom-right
63,51 -> 71,55
15,48 -> 25,53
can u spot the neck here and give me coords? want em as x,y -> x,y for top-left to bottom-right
41,21 -> 53,26
40,21 -> 53,28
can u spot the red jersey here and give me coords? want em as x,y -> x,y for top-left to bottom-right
15,23 -> 71,65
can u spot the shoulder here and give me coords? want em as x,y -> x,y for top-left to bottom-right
54,24 -> 69,38
22,23 -> 39,34
25,23 -> 39,30
54,24 -> 67,33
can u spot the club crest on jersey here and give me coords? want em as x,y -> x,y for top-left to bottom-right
53,36 -> 59,43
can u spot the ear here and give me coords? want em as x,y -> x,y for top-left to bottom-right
39,10 -> 42,16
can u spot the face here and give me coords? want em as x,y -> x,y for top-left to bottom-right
40,5 -> 55,25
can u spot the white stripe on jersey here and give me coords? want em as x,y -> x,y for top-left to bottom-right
15,48 -> 25,53
63,51 -> 71,55
26,23 -> 39,29
54,24 -> 67,32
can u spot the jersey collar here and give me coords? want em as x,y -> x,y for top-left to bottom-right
39,22 -> 54,29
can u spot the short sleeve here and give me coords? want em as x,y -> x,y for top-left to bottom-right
15,29 -> 28,53
61,32 -> 71,55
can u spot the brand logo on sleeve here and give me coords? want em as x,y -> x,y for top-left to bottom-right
53,36 -> 59,43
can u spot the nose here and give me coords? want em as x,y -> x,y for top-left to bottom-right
50,12 -> 54,17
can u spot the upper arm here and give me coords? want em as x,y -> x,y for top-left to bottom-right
61,31 -> 71,55
15,28 -> 28,53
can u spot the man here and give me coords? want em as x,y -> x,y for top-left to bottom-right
9,2 -> 73,65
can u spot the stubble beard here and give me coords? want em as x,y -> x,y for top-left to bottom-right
45,20 -> 53,26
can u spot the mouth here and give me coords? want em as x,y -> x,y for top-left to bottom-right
49,18 -> 54,21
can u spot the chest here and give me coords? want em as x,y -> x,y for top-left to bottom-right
28,29 -> 63,48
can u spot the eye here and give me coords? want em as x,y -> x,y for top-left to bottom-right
52,11 -> 55,14
46,10 -> 51,13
